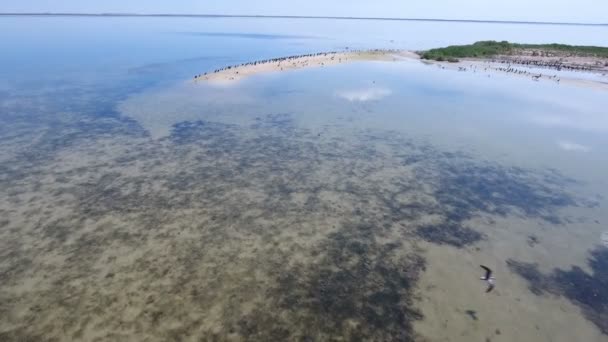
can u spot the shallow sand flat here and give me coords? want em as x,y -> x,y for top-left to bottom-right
414,210 -> 608,342
1,119 -> 431,340
1,107 -> 606,340
415,245 -> 606,342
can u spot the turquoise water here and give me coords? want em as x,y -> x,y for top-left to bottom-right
1,16 -> 608,341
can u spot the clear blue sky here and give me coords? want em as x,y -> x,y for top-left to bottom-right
2,0 -> 606,23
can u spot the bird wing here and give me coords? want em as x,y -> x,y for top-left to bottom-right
486,283 -> 495,293
480,265 -> 492,280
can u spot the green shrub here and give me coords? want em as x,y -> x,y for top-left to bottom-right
421,41 -> 608,61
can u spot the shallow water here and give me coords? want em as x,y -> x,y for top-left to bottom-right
1,16 -> 608,341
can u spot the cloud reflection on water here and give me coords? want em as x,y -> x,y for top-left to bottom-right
336,87 -> 392,102
557,141 -> 590,152
530,113 -> 608,133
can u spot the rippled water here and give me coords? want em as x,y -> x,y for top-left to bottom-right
1,16 -> 607,341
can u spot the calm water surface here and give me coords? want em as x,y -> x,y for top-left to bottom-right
1,16 -> 607,341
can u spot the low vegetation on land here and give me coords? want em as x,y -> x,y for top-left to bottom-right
420,40 -> 608,62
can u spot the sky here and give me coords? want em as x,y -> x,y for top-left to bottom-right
1,0 -> 607,24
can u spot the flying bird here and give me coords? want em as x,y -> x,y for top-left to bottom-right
480,265 -> 496,293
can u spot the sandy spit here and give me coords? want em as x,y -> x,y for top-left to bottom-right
194,50 -> 420,84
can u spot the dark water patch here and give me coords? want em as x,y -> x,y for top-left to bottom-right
251,113 -> 298,135
0,63 -> 166,186
505,260 -> 551,295
417,223 -> 484,247
269,221 -> 425,340
0,250 -> 33,285
508,246 -> 608,334
431,161 -> 577,220
40,218 -> 73,244
0,330 -> 43,342
170,120 -> 239,146
0,112 -> 146,187
398,143 -> 586,245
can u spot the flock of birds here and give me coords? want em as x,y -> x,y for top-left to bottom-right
454,62 -> 565,83
193,51 -> 342,80
491,58 -> 597,72
451,58 -> 607,84
193,49 -> 400,81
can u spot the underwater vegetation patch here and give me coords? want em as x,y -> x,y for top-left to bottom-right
0,109 -> 593,340
268,221 -> 426,340
393,142 -> 582,247
508,246 -> 608,334
416,223 -> 484,247
410,150 -> 583,246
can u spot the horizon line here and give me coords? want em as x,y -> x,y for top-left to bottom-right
0,12 -> 606,26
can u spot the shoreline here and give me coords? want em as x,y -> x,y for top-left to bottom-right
194,49 -> 608,89
425,57 -> 608,90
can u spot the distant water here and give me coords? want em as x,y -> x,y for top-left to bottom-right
1,16 -> 608,341
1,15 -> 607,82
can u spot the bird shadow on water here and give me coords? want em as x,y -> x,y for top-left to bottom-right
464,309 -> 479,321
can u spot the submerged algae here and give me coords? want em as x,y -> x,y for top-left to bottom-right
0,107 -> 591,340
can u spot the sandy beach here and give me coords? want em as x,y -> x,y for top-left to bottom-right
194,50 -> 419,83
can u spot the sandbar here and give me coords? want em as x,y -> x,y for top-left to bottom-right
193,50 -> 419,83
